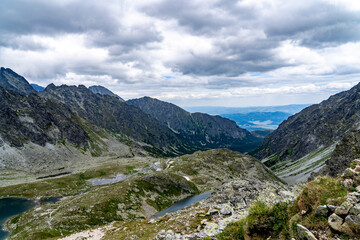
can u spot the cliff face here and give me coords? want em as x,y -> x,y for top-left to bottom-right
0,86 -> 87,148
319,130 -> 360,177
127,97 -> 262,153
254,82 -> 360,167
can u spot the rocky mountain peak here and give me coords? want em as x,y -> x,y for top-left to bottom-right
89,85 -> 124,101
0,67 -> 36,95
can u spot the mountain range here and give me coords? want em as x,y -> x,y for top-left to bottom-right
0,68 -> 262,173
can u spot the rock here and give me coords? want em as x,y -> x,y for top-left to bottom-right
328,213 -> 354,235
220,204 -> 232,215
343,179 -> 354,189
355,166 -> 360,173
348,192 -> 360,203
206,208 -> 218,216
335,201 -> 354,215
149,218 -> 157,224
345,215 -> 360,233
356,185 -> 360,192
315,205 -> 329,217
353,159 -> 360,166
203,222 -> 219,236
297,224 -> 317,240
342,168 -> 357,178
165,230 -> 174,240
328,205 -> 337,213
349,203 -> 360,216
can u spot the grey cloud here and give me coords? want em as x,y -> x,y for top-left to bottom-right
0,0 -> 117,35
264,2 -> 360,47
0,0 -> 162,54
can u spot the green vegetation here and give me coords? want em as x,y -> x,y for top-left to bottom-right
295,176 -> 347,212
217,219 -> 246,240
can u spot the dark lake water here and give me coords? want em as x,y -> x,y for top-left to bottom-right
0,198 -> 36,240
152,191 -> 213,218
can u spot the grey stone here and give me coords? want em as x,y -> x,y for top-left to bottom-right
315,205 -> 329,217
342,168 -> 357,178
348,192 -> 360,203
328,213 -> 354,236
335,201 -> 354,215
349,203 -> 360,216
345,215 -> 360,233
297,224 -> 317,240
220,204 -> 232,215
328,205 -> 337,213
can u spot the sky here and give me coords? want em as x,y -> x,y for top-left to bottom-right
1,0 -> 360,107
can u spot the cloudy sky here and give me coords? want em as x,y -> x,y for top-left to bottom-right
1,0 -> 360,107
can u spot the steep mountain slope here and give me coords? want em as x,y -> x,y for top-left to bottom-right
254,83 -> 360,181
39,85 -> 195,156
0,86 -> 132,173
0,68 -> 36,95
89,85 -> 124,101
127,97 -> 262,153
318,129 -> 360,177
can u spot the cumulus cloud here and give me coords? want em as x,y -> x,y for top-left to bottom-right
0,0 -> 359,106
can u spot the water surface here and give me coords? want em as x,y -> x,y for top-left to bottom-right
89,173 -> 130,186
0,198 -> 36,240
152,191 -> 213,218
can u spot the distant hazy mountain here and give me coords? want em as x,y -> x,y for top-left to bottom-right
0,67 -> 36,95
184,104 -> 310,115
221,112 -> 292,130
127,97 -> 262,153
30,83 -> 45,92
89,85 -> 124,101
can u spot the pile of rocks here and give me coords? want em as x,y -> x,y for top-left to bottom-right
315,159 -> 360,237
155,178 -> 295,239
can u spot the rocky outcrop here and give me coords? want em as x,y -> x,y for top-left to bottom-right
0,86 -> 87,148
319,130 -> 360,177
154,178 -> 294,239
127,97 -> 262,153
0,67 -> 36,95
254,82 -> 360,169
315,159 -> 360,237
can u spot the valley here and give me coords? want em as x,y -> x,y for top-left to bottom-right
1,68 -> 360,239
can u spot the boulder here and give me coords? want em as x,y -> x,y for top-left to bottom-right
220,204 -> 233,215
315,205 -> 329,217
297,224 -> 317,240
328,213 -> 354,236
348,192 -> 360,203
327,205 -> 337,213
345,215 -> 360,233
203,222 -> 220,236
349,203 -> 360,216
335,201 -> 354,216
342,168 -> 357,179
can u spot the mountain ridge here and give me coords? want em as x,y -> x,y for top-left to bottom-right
127,96 -> 262,153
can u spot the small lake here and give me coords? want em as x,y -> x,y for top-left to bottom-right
89,173 -> 130,186
0,198 -> 36,240
152,191 -> 213,218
